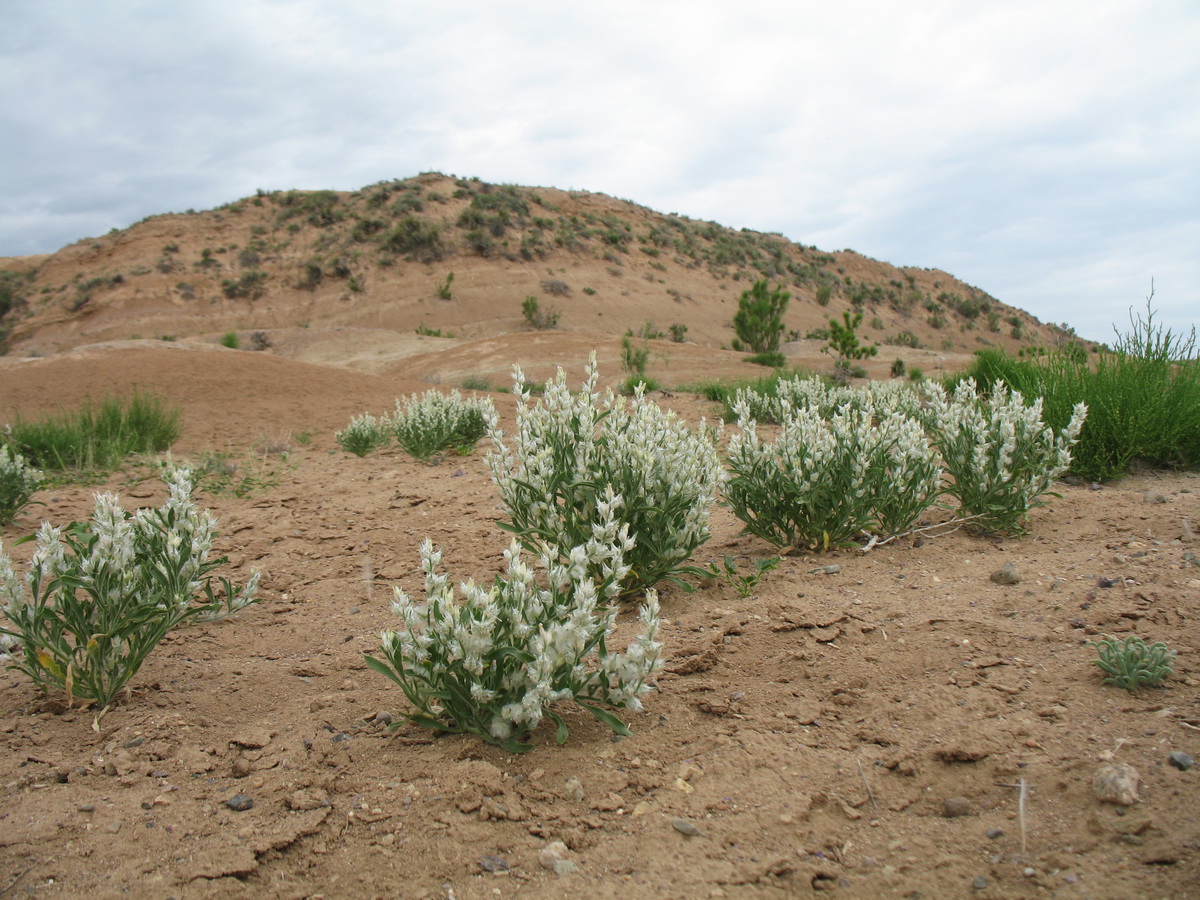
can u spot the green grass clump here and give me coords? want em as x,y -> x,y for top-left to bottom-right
6,393 -> 181,474
954,301 -> 1199,482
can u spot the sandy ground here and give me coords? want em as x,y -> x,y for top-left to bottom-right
0,338 -> 1197,900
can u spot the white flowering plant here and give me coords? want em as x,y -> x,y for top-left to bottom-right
335,413 -> 390,457
365,492 -> 662,753
0,468 -> 259,711
390,389 -> 494,462
0,444 -> 42,525
926,379 -> 1087,535
725,395 -> 941,551
487,355 -> 724,597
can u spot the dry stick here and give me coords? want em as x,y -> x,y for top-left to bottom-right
858,513 -> 990,552
996,778 -> 1031,855
856,760 -> 879,812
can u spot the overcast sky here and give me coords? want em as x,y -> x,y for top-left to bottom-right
2,1 -> 1196,343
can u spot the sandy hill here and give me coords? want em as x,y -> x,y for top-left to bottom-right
0,173 -> 1080,381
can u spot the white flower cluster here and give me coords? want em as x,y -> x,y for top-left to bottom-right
334,413 -> 389,457
0,467 -> 259,706
734,376 -> 923,424
373,491 -> 661,749
924,379 -> 1087,533
726,384 -> 941,550
390,389 -> 494,461
0,444 -> 42,525
486,354 -> 725,595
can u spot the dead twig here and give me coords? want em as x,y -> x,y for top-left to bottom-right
859,514 -> 989,552
856,760 -> 878,812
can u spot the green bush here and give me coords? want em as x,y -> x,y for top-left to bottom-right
391,390 -> 493,462
488,357 -> 725,598
926,379 -> 1087,535
220,332 -> 240,349
725,382 -> 940,550
7,393 -> 181,473
733,279 -> 789,353
0,468 -> 259,711
366,500 -> 661,753
0,445 -> 41,525
335,414 -> 390,457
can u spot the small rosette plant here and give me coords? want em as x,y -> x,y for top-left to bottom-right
390,389 -> 494,462
366,491 -> 661,752
1090,635 -> 1175,691
926,379 -> 1087,535
725,395 -> 941,551
0,467 -> 259,710
0,444 -> 42,526
487,354 -> 724,597
335,413 -> 390,457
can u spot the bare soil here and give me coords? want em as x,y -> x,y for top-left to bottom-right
1,337 -> 1197,900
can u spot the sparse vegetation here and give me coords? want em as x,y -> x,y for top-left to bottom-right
0,445 -> 41,525
220,332 -> 240,349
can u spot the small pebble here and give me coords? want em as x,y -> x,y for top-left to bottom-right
809,564 -> 841,575
1168,751 -> 1194,771
480,855 -> 509,873
971,876 -> 987,890
990,562 -> 1021,585
77,804 -> 96,813
373,711 -> 393,727
672,818 -> 702,836
122,736 -> 144,749
985,827 -> 1004,840
538,841 -> 573,872
551,860 -> 578,876
225,793 -> 254,812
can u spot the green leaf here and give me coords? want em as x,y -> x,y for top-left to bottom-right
578,701 -> 631,736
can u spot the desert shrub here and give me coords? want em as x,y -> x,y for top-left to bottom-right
669,322 -> 688,343
814,285 -> 832,307
382,216 -> 444,261
522,296 -> 559,330
541,279 -> 570,297
487,357 -> 724,597
221,271 -> 268,300
0,445 -> 41,525
891,358 -> 906,377
0,468 -> 259,710
925,379 -> 1086,535
335,414 -> 390,457
366,496 -> 661,753
220,332 -> 240,349
732,279 -> 789,353
7,393 -> 181,473
390,390 -> 494,462
725,391 -> 940,551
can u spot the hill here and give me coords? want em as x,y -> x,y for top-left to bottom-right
0,173 -> 1079,378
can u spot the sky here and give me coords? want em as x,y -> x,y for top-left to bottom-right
2,0 -> 1197,344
